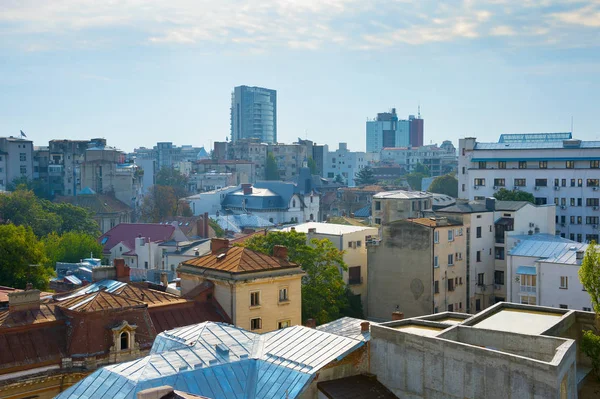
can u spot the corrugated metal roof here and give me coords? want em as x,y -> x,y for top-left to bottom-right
316,317 -> 374,342
509,234 -> 587,265
64,275 -> 82,285
280,222 -> 376,235
56,321 -> 365,399
474,140 -> 600,150
373,190 -> 431,200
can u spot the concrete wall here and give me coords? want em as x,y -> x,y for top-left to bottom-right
539,261 -> 592,311
367,220 -> 433,321
370,323 -> 578,399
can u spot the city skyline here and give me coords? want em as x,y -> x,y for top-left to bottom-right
1,1 -> 599,152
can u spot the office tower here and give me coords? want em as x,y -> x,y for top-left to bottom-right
366,108 -> 416,153
230,86 -> 277,144
409,112 -> 424,147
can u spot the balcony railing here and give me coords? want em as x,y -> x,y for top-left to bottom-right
495,236 -> 505,244
519,285 -> 536,293
348,277 -> 363,285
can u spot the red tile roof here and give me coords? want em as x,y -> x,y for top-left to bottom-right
150,302 -> 230,333
99,223 -> 176,254
56,291 -> 146,313
0,286 -> 52,304
180,246 -> 300,274
0,304 -> 62,328
114,284 -> 187,308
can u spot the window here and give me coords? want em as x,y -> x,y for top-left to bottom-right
518,161 -> 527,169
348,266 -> 361,285
20,165 -> 27,174
570,198 -> 576,206
587,198 -> 600,206
493,178 -> 505,187
19,153 -> 26,162
591,161 -> 599,169
476,251 -> 481,262
559,304 -> 568,309
279,287 -> 289,302
278,320 -> 291,329
433,231 -> 440,243
120,332 -> 129,350
434,256 -> 438,268
561,198 -> 566,206
476,299 -> 481,311
477,273 -> 484,286
250,291 -> 260,306
434,280 -> 439,294
498,161 -> 506,169
535,179 -> 547,187
514,178 -> 526,187
495,247 -> 505,260
539,161 -> 547,169
578,198 -> 583,207
577,234 -> 582,243
474,178 -> 485,186
144,261 -> 148,269
587,179 -> 599,187
521,296 -> 537,305
462,166 -> 465,174
375,218 -> 381,225
478,161 -> 486,169
562,178 -> 567,187
251,318 -> 262,330
448,254 -> 454,265
476,226 -> 482,238
535,197 -> 547,205
462,184 -> 465,192
447,304 -> 454,312
374,201 -> 381,211
578,178 -> 583,187
292,199 -> 296,207
560,276 -> 568,289
584,307 -> 592,312
448,230 -> 454,241
494,271 -> 504,285
554,178 -> 559,187
566,160 -> 575,169
586,234 -> 599,243
356,241 -> 362,247
448,279 -> 455,292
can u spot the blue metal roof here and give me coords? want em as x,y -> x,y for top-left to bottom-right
474,141 -> 600,150
509,234 -> 587,265
222,187 -> 287,210
316,317 -> 374,342
56,322 -> 366,399
353,205 -> 371,218
498,132 -> 572,143
211,214 -> 275,233
516,266 -> 537,275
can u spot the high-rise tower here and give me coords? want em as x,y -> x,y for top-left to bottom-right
230,86 -> 277,143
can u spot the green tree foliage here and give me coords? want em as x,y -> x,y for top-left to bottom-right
307,157 -> 318,175
241,230 -> 350,324
43,231 -> 104,269
209,219 -> 225,237
265,153 -> 280,180
50,202 -> 100,236
406,173 -> 428,191
354,166 -> 377,186
428,174 -> 459,198
7,176 -> 52,199
140,185 -> 178,222
582,330 -> 600,379
493,188 -> 535,204
0,224 -> 53,289
414,163 -> 431,177
156,167 -> 189,199
334,174 -> 344,184
579,241 -> 600,378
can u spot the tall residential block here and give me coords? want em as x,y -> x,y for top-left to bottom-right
366,108 -> 423,153
0,136 -> 33,190
230,85 -> 277,144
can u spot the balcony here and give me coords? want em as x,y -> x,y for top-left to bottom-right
519,285 -> 536,294
348,277 -> 363,285
495,236 -> 505,244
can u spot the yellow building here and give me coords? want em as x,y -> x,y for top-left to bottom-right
178,238 -> 304,332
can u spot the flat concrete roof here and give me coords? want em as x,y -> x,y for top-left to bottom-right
392,325 -> 444,337
435,317 -> 466,325
472,308 -> 563,335
280,222 -> 376,235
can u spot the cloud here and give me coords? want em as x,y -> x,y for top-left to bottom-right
0,0 -> 599,51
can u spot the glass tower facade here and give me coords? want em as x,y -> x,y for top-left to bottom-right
230,86 -> 277,144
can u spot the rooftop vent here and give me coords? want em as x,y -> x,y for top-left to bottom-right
563,139 -> 582,148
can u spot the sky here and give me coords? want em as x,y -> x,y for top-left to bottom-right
1,0 -> 599,153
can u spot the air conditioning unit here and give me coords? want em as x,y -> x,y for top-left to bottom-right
554,186 -> 560,191
534,186 -> 540,191
561,223 -> 566,227
494,284 -> 502,291
529,222 -> 535,227
594,225 -> 599,229
561,205 -> 567,209
594,206 -> 599,211
493,186 -> 498,190
594,187 -> 599,191
473,186 -> 479,190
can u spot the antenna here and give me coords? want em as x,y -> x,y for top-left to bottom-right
418,104 -> 421,119
571,116 -> 574,134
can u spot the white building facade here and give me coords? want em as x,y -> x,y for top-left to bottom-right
459,134 -> 600,243
0,137 -> 34,190
324,143 -> 368,186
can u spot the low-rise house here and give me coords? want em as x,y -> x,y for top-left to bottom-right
506,233 -> 593,311
280,222 -> 378,311
367,217 -> 467,320
0,261 -> 229,399
178,238 -> 304,333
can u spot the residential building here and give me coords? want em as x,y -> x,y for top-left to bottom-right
178,238 -> 305,332
44,139 -> 96,196
366,108 -> 424,153
55,190 -> 133,234
372,190 -> 433,225
183,186 -> 239,216
226,138 -> 268,181
330,185 -> 389,218
506,234 -> 592,311
280,222 -> 379,310
230,85 -> 277,143
191,159 -> 254,190
134,157 -> 156,195
56,317 -> 372,399
324,143 -> 367,186
367,217 -> 467,320
379,142 -> 457,177
268,142 -> 307,180
0,136 -> 33,190
0,261 -> 229,399
296,138 -> 329,176
458,133 -> 600,242
371,302 -> 594,398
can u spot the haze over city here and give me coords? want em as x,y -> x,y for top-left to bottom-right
1,0 -> 600,151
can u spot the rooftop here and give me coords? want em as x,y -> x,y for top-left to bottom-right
280,222 -> 377,236
98,223 -> 176,254
498,132 -> 572,143
409,217 -> 462,228
494,200 -> 531,211
317,374 -> 398,399
55,192 -> 132,214
437,200 -> 490,214
473,139 -> 600,150
373,190 -> 432,200
508,234 -> 587,265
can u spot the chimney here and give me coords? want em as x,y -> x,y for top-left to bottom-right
203,212 -> 209,238
273,245 -> 288,261
305,318 -> 316,328
576,250 -> 585,263
290,227 -> 296,232
160,272 -> 169,287
136,385 -> 174,399
307,227 -> 316,234
361,321 -> 370,332
392,311 -> 404,321
114,258 -> 130,282
8,289 -> 41,312
211,238 -> 230,254
196,218 -> 204,239
242,183 -> 252,195
485,197 -> 496,211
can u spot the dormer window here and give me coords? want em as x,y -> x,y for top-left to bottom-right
120,332 -> 129,350
293,199 -> 296,207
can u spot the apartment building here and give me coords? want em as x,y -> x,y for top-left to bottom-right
379,142 -> 457,177
324,143 -> 368,186
268,142 -> 307,181
367,217 -> 467,320
506,234 -> 592,311
179,238 -> 304,332
0,136 -> 33,190
459,133 -> 600,242
280,222 -> 379,311
372,190 -> 432,225
366,108 -> 424,153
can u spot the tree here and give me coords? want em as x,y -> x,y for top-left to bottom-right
43,231 -> 104,269
334,174 -> 344,184
156,167 -> 189,199
209,219 -> 225,237
241,230 -> 349,324
50,202 -> 100,236
406,172 -> 428,191
140,185 -> 178,222
493,188 -> 535,204
0,224 -> 52,289
579,241 -> 600,378
414,163 -> 431,177
428,174 -> 459,198
307,157 -> 318,175
355,166 -> 377,186
7,176 -> 51,199
265,153 -> 279,180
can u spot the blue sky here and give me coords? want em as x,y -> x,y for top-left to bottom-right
1,0 -> 599,152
